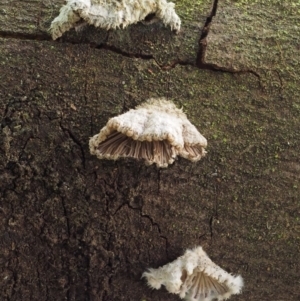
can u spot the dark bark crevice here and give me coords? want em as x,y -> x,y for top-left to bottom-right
197,0 -> 261,82
59,124 -> 86,170
0,11 -> 260,78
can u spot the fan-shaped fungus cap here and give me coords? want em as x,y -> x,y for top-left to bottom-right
142,246 -> 244,301
50,0 -> 181,40
89,98 -> 207,168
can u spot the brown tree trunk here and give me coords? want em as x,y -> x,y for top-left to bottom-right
0,0 -> 299,300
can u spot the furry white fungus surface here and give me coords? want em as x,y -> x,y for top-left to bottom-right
50,0 -> 181,40
142,246 -> 244,301
89,98 -> 207,168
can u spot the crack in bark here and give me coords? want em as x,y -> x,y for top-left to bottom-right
112,201 -> 169,256
0,27 -> 184,67
96,43 -> 154,60
1,15 -> 261,79
94,43 -> 194,70
59,124 -> 86,169
197,0 -> 261,81
197,0 -> 218,67
0,31 -> 51,41
61,197 -> 71,238
0,30 -> 194,70
126,202 -> 170,257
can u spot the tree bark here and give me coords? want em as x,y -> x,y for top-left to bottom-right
0,0 -> 299,300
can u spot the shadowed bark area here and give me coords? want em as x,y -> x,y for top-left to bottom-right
0,1 -> 299,301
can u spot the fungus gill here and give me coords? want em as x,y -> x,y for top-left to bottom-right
89,98 -> 207,168
142,246 -> 244,301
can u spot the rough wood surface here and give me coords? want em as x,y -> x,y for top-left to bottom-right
0,1 -> 299,301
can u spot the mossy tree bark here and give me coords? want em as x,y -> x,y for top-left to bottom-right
0,0 -> 299,300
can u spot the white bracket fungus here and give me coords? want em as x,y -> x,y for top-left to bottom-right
50,0 -> 181,40
89,98 -> 207,168
142,246 -> 244,301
